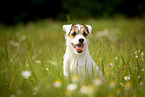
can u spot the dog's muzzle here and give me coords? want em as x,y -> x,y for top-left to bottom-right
72,43 -> 84,53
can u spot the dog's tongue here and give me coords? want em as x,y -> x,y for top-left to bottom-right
76,44 -> 83,51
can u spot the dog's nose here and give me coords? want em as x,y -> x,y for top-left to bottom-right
79,38 -> 84,43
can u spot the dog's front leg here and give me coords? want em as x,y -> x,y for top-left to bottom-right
63,59 -> 70,78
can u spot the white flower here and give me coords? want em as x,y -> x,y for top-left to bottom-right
71,74 -> 79,83
110,63 -> 113,66
67,83 -> 77,91
141,52 -> 144,56
46,68 -> 49,71
115,57 -> 118,60
21,71 -> 31,78
124,76 -> 130,80
135,55 -> 138,58
93,78 -> 102,86
53,79 -> 62,88
36,60 -> 41,63
80,85 -> 94,95
135,51 -> 137,55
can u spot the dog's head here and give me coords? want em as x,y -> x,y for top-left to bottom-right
63,24 -> 92,54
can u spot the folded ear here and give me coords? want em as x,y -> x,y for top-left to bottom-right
86,25 -> 92,34
63,25 -> 71,35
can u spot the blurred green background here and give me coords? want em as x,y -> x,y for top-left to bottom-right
0,0 -> 145,25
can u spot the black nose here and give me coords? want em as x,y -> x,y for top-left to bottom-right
79,38 -> 84,43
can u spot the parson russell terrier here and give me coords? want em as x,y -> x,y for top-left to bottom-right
63,24 -> 102,78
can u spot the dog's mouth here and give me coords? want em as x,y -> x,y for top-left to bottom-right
72,43 -> 84,53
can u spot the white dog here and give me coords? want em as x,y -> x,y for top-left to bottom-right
63,24 -> 101,78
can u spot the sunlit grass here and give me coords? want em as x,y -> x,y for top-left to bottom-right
0,18 -> 145,97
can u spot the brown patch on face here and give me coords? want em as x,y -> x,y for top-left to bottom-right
80,25 -> 89,38
67,24 -> 90,39
67,24 -> 79,38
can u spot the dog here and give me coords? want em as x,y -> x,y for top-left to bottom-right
63,24 -> 101,78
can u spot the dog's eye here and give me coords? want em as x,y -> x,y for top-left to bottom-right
72,32 -> 77,36
83,32 -> 88,36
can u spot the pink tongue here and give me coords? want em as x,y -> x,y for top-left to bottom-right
76,45 -> 83,51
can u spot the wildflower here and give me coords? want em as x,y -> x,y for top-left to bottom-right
36,60 -> 41,63
110,81 -> 116,88
26,64 -> 29,67
65,90 -> 72,96
135,51 -> 137,55
21,71 -> 31,79
93,78 -> 102,86
141,52 -> 144,56
120,82 -> 124,86
115,57 -> 118,60
33,92 -> 36,95
80,85 -> 94,95
135,55 -> 138,58
53,79 -> 62,88
46,68 -> 49,71
71,74 -> 79,83
67,83 -> 77,91
137,75 -> 141,79
110,63 -> 113,66
124,76 -> 130,80
142,58 -> 144,61
125,82 -> 131,90
10,41 -> 20,47
138,50 -> 140,53
142,69 -> 145,71
116,89 -> 121,95
140,81 -> 143,85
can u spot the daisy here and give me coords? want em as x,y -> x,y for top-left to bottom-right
21,71 -> 31,79
71,74 -> 79,83
110,63 -> 113,66
93,78 -> 102,86
36,60 -> 41,63
141,52 -> 144,56
53,79 -> 62,88
67,83 -> 77,91
80,85 -> 94,95
124,76 -> 130,80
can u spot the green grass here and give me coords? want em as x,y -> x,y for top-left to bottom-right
0,18 -> 145,97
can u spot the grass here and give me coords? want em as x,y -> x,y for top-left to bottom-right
0,18 -> 145,97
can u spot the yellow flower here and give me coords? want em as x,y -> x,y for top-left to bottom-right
137,75 -> 141,79
110,63 -> 113,66
26,64 -> 29,67
141,52 -> 144,56
142,58 -> 144,61
71,74 -> 79,83
53,79 -> 62,88
116,89 -> 121,95
125,82 -> 131,90
140,81 -> 143,85
65,90 -> 72,96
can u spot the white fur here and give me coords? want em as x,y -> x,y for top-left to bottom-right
63,24 -> 101,78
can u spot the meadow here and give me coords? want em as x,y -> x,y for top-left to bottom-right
0,18 -> 145,97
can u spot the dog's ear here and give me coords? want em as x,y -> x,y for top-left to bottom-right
86,25 -> 92,34
63,25 -> 71,35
